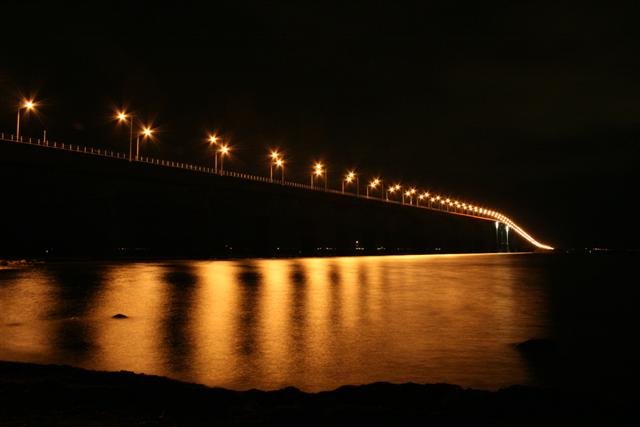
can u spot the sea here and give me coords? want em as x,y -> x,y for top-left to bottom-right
0,252 -> 636,392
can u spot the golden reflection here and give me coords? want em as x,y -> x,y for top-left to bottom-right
192,261 -> 239,388
298,258 -> 333,379
232,262 -> 264,385
255,259 -> 292,387
0,254 -> 549,392
91,263 -> 166,374
0,269 -> 52,361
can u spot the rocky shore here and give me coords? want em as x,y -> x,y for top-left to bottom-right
0,361 -> 632,426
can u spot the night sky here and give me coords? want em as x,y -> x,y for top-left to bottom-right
2,1 -> 638,249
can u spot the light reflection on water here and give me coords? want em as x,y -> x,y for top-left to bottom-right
0,254 -> 549,391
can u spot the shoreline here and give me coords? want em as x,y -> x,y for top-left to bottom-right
0,360 -> 631,425
0,251 -> 536,266
2,251 -> 634,266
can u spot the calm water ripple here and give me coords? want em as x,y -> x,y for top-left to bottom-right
1,253 -> 634,391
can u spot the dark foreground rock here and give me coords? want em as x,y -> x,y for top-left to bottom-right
0,361 -> 633,426
111,313 -> 128,319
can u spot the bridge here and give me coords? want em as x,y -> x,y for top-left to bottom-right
0,132 -> 553,256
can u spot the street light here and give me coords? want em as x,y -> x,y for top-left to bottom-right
366,177 -> 381,197
385,184 -> 401,200
406,187 -> 416,205
342,170 -> 358,194
208,133 -> 219,171
311,161 -> 326,189
403,189 -> 415,205
269,149 -> 281,182
386,184 -> 400,200
417,192 -> 429,207
275,158 -> 285,183
386,186 -> 394,200
136,125 -> 155,160
16,98 -> 37,140
218,143 -> 231,173
115,110 -> 135,161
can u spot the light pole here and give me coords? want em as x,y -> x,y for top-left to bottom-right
505,224 -> 510,252
218,143 -> 230,173
419,192 -> 430,207
311,162 -> 326,189
342,170 -> 356,193
406,188 -> 416,205
386,184 -> 400,200
116,110 -> 135,161
269,150 -> 281,182
275,158 -> 285,183
209,134 -> 219,172
136,126 -> 154,160
366,178 -> 381,197
16,99 -> 37,140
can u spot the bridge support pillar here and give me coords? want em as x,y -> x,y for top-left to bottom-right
494,222 -> 511,252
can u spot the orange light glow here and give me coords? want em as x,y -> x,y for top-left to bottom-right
141,126 -> 154,138
22,99 -> 36,110
208,134 -> 219,144
345,171 -> 356,183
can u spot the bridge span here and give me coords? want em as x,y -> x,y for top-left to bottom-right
1,133 -> 553,256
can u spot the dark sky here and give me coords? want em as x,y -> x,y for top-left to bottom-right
1,1 -> 638,249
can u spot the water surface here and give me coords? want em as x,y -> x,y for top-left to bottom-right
1,253 -> 627,391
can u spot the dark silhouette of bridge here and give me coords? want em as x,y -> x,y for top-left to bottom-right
0,133 -> 552,257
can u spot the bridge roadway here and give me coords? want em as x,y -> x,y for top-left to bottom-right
0,133 -> 553,253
